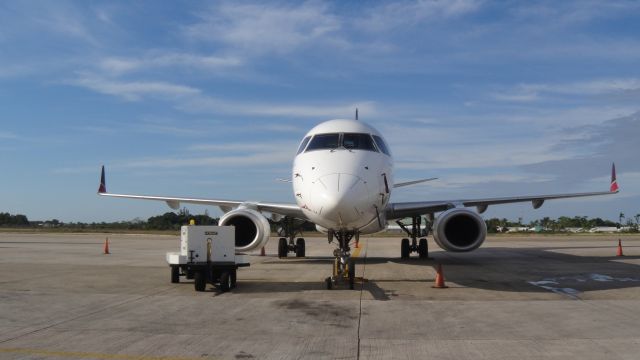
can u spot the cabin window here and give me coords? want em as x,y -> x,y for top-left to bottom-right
306,133 -> 340,151
342,133 -> 377,151
297,136 -> 311,154
372,135 -> 391,156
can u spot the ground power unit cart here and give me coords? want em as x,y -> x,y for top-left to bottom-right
166,226 -> 249,292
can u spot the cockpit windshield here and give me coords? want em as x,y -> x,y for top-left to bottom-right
297,136 -> 311,154
304,133 -> 379,152
372,135 -> 391,156
342,133 -> 376,151
305,133 -> 340,151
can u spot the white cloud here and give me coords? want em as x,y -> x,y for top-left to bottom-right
492,78 -> 640,102
184,2 -> 343,54
188,141 -> 298,153
490,92 -> 539,102
181,96 -> 375,118
99,53 -> 243,75
71,74 -> 201,101
0,64 -> 35,78
120,151 -> 294,169
0,131 -> 19,139
417,173 -> 554,190
379,107 -> 634,171
134,123 -> 204,137
356,0 -> 482,32
25,2 -> 98,44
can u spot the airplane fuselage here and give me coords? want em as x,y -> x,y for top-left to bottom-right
292,119 -> 393,233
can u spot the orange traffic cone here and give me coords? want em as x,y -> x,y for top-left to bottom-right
104,238 -> 110,255
260,246 -> 266,256
617,239 -> 624,257
432,264 -> 448,288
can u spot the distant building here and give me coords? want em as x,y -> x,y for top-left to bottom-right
506,227 -> 531,233
588,227 -> 621,233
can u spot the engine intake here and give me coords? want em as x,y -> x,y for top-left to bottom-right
433,208 -> 486,252
219,208 -> 271,252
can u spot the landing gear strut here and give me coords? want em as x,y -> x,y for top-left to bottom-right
324,230 -> 356,290
397,215 -> 431,259
277,217 -> 305,258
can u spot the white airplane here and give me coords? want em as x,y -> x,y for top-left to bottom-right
98,115 -> 619,289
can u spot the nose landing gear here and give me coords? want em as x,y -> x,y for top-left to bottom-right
325,231 -> 356,290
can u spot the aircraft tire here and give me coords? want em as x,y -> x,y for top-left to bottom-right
348,258 -> 355,290
295,238 -> 305,257
401,238 -> 410,258
418,238 -> 428,259
278,238 -> 287,258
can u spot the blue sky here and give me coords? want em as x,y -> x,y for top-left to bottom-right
1,0 -> 639,223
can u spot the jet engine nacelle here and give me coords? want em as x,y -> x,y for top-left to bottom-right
433,208 -> 487,252
219,208 -> 271,252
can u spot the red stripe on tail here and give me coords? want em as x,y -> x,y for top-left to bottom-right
610,163 -> 619,193
98,166 -> 107,193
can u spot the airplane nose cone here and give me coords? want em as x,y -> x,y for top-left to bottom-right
309,173 -> 369,226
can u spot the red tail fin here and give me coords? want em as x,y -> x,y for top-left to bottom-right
98,165 -> 107,193
610,163 -> 619,193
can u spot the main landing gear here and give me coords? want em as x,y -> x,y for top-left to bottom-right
396,215 -> 431,259
324,231 -> 356,290
277,217 -> 306,258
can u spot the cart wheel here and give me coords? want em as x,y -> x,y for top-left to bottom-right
325,277 -> 333,290
278,238 -> 288,258
220,272 -> 231,292
230,269 -> 237,289
295,238 -> 305,257
194,271 -> 206,292
348,259 -> 356,290
171,265 -> 179,283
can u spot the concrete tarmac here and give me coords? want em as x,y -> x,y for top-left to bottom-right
1,232 -> 639,359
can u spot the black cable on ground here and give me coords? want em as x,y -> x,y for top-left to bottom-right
356,240 -> 367,360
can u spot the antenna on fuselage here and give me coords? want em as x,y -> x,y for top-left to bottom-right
355,108 -> 359,120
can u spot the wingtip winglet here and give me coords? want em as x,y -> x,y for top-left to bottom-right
98,165 -> 107,194
610,162 -> 619,193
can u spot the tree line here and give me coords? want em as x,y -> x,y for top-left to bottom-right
0,209 -> 217,231
1,210 -> 638,233
485,215 -> 638,233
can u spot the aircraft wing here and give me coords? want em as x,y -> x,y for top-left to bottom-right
97,166 -> 306,219
385,164 -> 620,220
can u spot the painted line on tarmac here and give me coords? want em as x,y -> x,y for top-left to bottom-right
0,348 -> 217,360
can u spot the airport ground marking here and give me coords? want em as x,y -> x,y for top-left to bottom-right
0,348 -> 218,360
